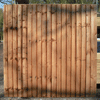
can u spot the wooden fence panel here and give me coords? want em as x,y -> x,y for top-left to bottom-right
86,5 -> 91,97
71,4 -> 75,97
22,5 -> 28,97
8,5 -> 13,97
62,4 -> 67,97
37,4 -> 42,97
41,4 -> 47,97
3,4 -> 97,97
47,4 -> 52,97
3,5 -> 8,97
67,4 -> 71,97
76,4 -> 81,97
52,4 -> 57,97
57,4 -> 61,97
28,5 -> 32,97
18,4 -> 22,97
32,4 -> 37,97
81,4 -> 86,97
91,5 -> 97,97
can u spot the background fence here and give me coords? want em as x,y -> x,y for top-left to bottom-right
3,4 -> 97,97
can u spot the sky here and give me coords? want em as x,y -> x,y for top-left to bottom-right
0,0 -> 11,10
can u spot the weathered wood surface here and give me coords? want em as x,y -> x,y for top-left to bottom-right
3,4 -> 97,97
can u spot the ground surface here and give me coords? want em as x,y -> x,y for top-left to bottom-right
0,42 -> 100,100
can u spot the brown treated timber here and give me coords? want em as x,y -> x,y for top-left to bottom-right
18,4 -> 22,97
4,5 -> 8,97
62,4 -> 67,97
57,4 -> 61,97
32,4 -> 37,97
47,4 -> 52,97
41,4 -> 47,97
37,4 -> 42,97
28,5 -> 32,97
86,5 -> 91,97
13,4 -> 18,97
22,5 -> 28,97
67,4 -> 71,97
8,5 -> 13,97
81,4 -> 86,97
4,4 -> 97,98
91,5 -> 97,97
76,4 -> 81,97
71,4 -> 76,97
52,4 -> 57,97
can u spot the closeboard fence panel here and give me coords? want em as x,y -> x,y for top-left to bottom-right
57,4 -> 61,98
3,4 -> 97,97
8,5 -> 13,97
81,4 -> 86,97
18,4 -> 22,97
71,4 -> 75,97
47,4 -> 52,97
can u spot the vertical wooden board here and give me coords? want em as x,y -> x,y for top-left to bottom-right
91,4 -> 97,97
28,5 -> 32,97
57,4 -> 61,97
18,5 -> 22,97
13,4 -> 17,97
81,4 -> 86,97
8,5 -> 13,97
61,4 -> 66,97
32,4 -> 37,97
41,4 -> 47,97
71,4 -> 75,97
37,4 -> 42,97
26,4 -> 28,96
93,5 -> 97,97
47,4 -> 52,97
22,5 -> 28,97
76,4 -> 81,97
51,4 -> 57,97
67,4 -> 71,97
16,5 -> 18,97
86,4 -> 91,97
4,5 -> 8,97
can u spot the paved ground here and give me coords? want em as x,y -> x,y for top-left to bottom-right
0,42 -> 100,100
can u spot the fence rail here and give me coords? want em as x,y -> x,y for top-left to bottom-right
3,4 -> 97,97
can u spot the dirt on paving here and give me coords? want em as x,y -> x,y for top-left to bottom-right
0,42 -> 100,100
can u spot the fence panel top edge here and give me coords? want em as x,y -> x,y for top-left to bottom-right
4,4 -> 97,6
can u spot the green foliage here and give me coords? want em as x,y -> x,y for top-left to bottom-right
0,9 -> 3,29
0,9 -> 3,40
29,0 -> 95,4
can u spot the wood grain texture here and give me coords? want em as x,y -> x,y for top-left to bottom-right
62,4 -> 66,97
67,4 -> 71,97
37,4 -> 42,97
91,4 -> 97,97
47,4 -> 52,97
8,5 -> 13,97
81,4 -> 86,97
3,5 -> 8,97
18,4 -> 22,97
13,4 -> 18,97
32,4 -> 37,97
28,5 -> 32,97
86,4 -> 91,97
41,4 -> 47,97
22,5 -> 28,97
76,4 -> 81,97
71,4 -> 75,97
4,4 -> 97,97
52,4 -> 57,97
57,4 -> 61,97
